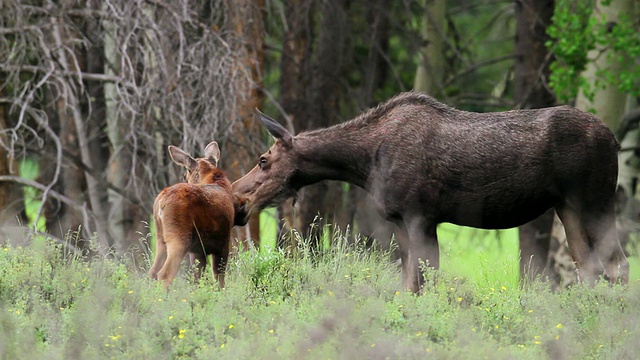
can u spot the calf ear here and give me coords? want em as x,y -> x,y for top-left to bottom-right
168,146 -> 197,172
256,109 -> 293,148
204,141 -> 221,167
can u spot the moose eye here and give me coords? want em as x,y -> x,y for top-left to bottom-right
259,157 -> 268,169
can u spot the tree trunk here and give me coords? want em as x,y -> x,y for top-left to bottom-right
294,0 -> 349,249
49,91 -> 89,247
513,0 -> 556,283
574,0 -> 631,129
0,89 -> 26,235
49,11 -> 113,255
413,0 -> 446,97
276,0 -> 314,248
224,0 -> 265,251
514,0 -> 555,108
102,1 -> 148,264
351,0 -> 396,252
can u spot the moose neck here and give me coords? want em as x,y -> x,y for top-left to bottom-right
291,126 -> 373,190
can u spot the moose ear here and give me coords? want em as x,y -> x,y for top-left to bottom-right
168,145 -> 197,172
204,141 -> 220,167
256,109 -> 293,148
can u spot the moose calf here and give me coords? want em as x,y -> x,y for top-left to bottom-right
149,141 -> 234,289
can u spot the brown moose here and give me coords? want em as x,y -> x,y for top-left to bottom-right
233,91 -> 630,292
150,141 -> 234,289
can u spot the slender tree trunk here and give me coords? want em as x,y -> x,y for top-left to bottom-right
49,12 -> 113,255
574,0 -> 631,128
103,2 -> 128,256
414,0 -> 446,97
0,89 -> 26,233
43,89 -> 88,247
513,0 -> 556,283
351,0 -> 396,251
101,1 -> 147,264
224,0 -> 265,251
295,0 -> 349,248
514,0 -> 555,108
277,0 -> 314,248
617,99 -> 640,256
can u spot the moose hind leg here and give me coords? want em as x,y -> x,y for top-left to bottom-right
555,205 -> 595,284
212,245 -> 230,289
149,221 -> 167,280
584,205 -> 629,284
157,240 -> 189,290
557,200 -> 629,285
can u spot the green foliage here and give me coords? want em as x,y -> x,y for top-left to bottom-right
19,160 -> 46,231
546,1 -> 596,102
547,0 -> 640,103
1,231 -> 640,359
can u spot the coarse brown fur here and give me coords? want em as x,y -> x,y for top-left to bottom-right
150,141 -> 234,289
233,91 -> 629,292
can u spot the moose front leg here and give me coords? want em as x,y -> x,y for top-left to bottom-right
397,217 -> 439,293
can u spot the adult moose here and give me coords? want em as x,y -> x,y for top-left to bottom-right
150,141 -> 234,289
233,92 -> 629,292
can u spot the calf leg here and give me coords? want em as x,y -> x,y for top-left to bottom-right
212,245 -> 230,289
149,219 -> 167,280
398,216 -> 439,293
156,238 -> 189,290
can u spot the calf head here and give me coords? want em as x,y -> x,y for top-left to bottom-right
232,111 -> 298,225
169,141 -> 222,185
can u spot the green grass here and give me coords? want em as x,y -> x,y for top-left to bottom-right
19,160 -> 46,231
439,224 -> 520,288
8,160 -> 640,357
1,233 -> 639,359
259,212 -> 640,285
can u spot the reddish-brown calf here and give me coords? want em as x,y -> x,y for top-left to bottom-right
149,141 -> 234,289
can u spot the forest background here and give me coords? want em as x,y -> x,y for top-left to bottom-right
1,0 -> 640,285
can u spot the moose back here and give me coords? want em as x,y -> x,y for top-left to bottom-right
233,92 -> 629,292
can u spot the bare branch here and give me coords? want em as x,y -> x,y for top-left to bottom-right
1,0 -> 253,254
0,175 -> 91,215
0,65 -> 136,86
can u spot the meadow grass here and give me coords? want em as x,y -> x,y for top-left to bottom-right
1,227 -> 639,359
10,161 -> 640,358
